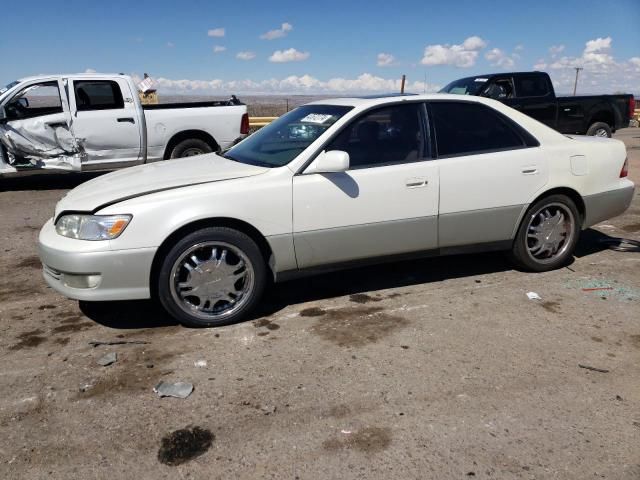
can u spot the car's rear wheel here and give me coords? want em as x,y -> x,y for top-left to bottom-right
157,227 -> 266,327
586,122 -> 612,138
510,194 -> 580,272
170,138 -> 213,159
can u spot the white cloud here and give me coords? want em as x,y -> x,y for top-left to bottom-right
269,48 -> 310,63
376,53 -> 395,67
549,44 -> 564,58
485,48 -> 516,68
236,51 -> 256,61
207,28 -> 225,38
84,68 -> 96,73
167,42 -> 175,48
213,45 -> 226,53
514,44 -> 524,52
260,22 -> 293,40
421,36 -> 487,67
136,73 -> 440,95
533,37 -> 639,94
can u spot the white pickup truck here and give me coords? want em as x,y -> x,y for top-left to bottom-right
0,73 -> 249,175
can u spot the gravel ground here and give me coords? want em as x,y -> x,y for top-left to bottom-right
0,130 -> 639,480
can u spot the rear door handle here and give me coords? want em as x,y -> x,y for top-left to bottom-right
405,177 -> 428,188
521,166 -> 538,175
117,117 -> 135,123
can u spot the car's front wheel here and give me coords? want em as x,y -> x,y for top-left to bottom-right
510,194 -> 581,272
157,227 -> 267,327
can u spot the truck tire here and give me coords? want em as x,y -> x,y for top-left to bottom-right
586,122 -> 612,138
157,227 -> 267,327
509,194 -> 580,272
170,138 -> 213,159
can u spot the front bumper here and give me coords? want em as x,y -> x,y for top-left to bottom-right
38,219 -> 156,301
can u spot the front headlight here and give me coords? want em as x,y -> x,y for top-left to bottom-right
55,214 -> 132,240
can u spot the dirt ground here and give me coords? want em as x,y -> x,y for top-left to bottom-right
1,130 -> 639,480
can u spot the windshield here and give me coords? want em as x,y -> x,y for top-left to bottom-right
439,77 -> 488,95
0,80 -> 20,96
224,104 -> 353,167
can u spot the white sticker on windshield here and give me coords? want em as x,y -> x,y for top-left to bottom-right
301,113 -> 333,124
474,78 -> 488,82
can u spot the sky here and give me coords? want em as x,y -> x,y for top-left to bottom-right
1,0 -> 639,96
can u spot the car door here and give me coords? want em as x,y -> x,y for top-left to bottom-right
428,100 -> 548,249
69,78 -> 142,169
506,75 -> 557,129
292,102 -> 439,268
0,79 -> 78,169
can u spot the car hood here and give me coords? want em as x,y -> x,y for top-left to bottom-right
55,153 -> 269,214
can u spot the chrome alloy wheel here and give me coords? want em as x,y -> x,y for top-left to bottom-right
169,241 -> 255,321
525,203 -> 576,264
594,128 -> 609,137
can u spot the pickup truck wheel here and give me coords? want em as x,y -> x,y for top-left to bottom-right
586,122 -> 612,138
170,139 -> 213,159
510,194 -> 580,272
157,227 -> 267,327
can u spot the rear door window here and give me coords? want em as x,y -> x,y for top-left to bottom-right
515,76 -> 550,97
74,81 -> 124,111
429,101 -> 530,157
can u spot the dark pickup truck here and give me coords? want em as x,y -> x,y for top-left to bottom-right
440,71 -> 635,137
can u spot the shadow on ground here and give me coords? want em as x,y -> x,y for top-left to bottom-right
78,228 -> 633,329
0,171 -> 107,192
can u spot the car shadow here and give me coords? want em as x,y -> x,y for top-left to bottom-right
0,171 -> 107,192
77,227 -> 629,329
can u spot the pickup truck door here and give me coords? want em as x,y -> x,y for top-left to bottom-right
0,79 -> 80,170
69,78 -> 143,169
504,75 -> 557,129
292,103 -> 439,268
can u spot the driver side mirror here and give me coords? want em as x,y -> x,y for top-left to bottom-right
17,97 -> 29,108
304,150 -> 350,174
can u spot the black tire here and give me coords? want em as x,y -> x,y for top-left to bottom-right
586,122 -> 612,138
510,194 -> 581,272
170,138 -> 213,159
157,227 -> 267,327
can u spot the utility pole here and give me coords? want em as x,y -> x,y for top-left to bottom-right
572,67 -> 583,96
400,74 -> 406,94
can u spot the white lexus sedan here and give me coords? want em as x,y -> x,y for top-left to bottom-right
38,94 -> 634,327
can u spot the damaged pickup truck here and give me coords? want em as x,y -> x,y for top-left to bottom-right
0,74 -> 249,175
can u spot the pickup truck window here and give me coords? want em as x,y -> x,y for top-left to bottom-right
430,101 -> 527,157
74,80 -> 124,111
514,76 -> 549,97
5,81 -> 63,120
326,103 -> 425,168
483,78 -> 515,100
224,105 -> 353,167
439,77 -> 486,95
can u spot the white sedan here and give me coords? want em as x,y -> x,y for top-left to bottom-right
38,94 -> 634,327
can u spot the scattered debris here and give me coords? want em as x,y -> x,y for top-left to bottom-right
615,395 -> 623,401
260,405 -> 277,415
157,426 -> 214,466
97,352 -> 117,367
79,383 -> 94,393
582,287 -> 614,292
578,364 -> 609,373
89,340 -> 150,347
194,360 -> 207,368
341,429 -> 352,434
154,381 -> 194,399
526,292 -> 542,301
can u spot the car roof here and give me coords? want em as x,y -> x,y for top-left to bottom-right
17,73 -> 129,82
306,93 -> 498,108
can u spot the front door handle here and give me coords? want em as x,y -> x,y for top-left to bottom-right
521,166 -> 538,175
406,177 -> 428,188
117,117 -> 135,123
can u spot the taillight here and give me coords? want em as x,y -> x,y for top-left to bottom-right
240,113 -> 249,135
629,96 -> 635,120
620,157 -> 628,178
